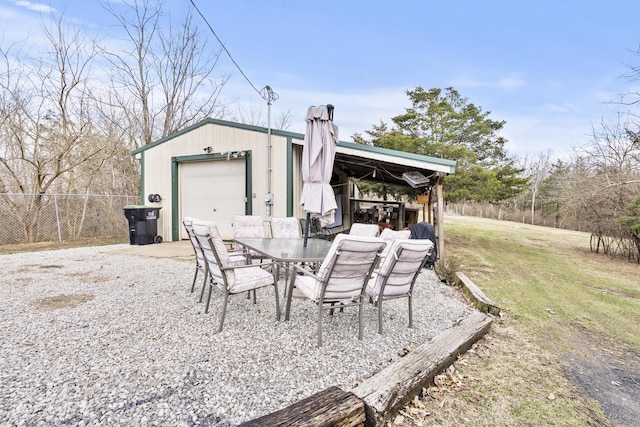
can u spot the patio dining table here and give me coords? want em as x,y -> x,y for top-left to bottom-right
233,237 -> 333,306
233,237 -> 332,264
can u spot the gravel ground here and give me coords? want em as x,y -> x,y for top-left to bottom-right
0,244 -> 473,426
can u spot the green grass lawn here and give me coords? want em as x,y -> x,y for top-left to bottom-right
404,215 -> 639,426
444,215 -> 640,352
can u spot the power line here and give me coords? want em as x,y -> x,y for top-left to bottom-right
187,0 -> 276,102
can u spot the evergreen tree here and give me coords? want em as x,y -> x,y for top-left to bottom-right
353,87 -> 528,203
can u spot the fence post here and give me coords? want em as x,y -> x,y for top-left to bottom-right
54,194 -> 62,242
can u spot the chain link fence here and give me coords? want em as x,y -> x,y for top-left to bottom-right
0,193 -> 140,245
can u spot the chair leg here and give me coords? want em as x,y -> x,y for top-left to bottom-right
284,268 -> 297,321
218,292 -> 229,333
252,289 -> 257,304
205,284 -> 213,314
198,275 -> 208,303
358,297 -> 364,340
190,267 -> 198,293
284,263 -> 289,287
408,295 -> 413,329
328,302 -> 345,315
199,269 -> 210,299
317,305 -> 323,347
378,297 -> 384,334
273,282 -> 281,321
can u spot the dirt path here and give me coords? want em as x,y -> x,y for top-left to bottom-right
560,325 -> 640,427
394,315 -> 639,426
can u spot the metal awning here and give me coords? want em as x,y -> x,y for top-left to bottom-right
332,141 -> 456,188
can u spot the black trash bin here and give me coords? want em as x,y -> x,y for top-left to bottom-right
123,205 -> 163,245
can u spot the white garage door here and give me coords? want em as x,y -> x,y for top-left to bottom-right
180,159 -> 246,240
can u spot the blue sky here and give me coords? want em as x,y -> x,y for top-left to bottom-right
2,0 -> 640,160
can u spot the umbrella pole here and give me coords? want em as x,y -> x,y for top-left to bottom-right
302,104 -> 335,248
304,212 -> 311,247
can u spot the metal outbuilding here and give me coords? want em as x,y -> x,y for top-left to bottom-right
131,118 -> 455,257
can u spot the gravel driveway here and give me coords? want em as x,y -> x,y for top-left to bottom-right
0,244 -> 473,426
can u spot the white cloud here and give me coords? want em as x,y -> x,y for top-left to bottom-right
544,102 -> 577,113
13,1 -> 55,13
496,76 -> 526,89
498,112 -> 593,160
221,79 -> 411,141
451,74 -> 526,90
0,6 -> 17,17
270,86 -> 410,141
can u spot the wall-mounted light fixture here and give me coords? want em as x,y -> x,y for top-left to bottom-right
217,150 -> 247,160
220,150 -> 247,159
402,171 -> 430,188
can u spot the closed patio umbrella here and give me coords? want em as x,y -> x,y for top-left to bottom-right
300,105 -> 338,246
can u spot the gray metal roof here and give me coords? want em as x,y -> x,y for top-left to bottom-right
133,118 -> 456,187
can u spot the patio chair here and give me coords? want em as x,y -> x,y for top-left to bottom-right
182,217 -> 207,294
299,216 -> 331,240
270,217 -> 302,282
380,228 -> 411,241
379,228 -> 412,259
284,234 -> 387,347
349,223 -> 380,237
270,217 -> 302,238
232,215 -> 268,263
365,239 -> 434,334
184,216 -> 248,303
192,219 -> 280,332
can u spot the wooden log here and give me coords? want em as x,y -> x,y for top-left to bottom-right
456,271 -> 501,315
435,175 -> 444,259
239,386 -> 365,427
351,311 -> 493,426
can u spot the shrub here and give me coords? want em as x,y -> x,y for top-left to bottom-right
434,255 -> 461,286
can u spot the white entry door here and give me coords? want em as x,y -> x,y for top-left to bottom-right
180,159 -> 246,240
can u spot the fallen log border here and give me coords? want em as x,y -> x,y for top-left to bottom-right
456,271 -> 501,316
351,311 -> 493,425
240,385 -> 365,427
241,310 -> 493,427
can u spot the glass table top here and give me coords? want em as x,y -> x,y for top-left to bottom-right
233,238 -> 332,263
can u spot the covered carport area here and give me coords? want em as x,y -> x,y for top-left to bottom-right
328,141 -> 456,260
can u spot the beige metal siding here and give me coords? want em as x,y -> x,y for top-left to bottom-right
142,122 -> 297,241
267,134 -> 292,218
291,145 -> 305,220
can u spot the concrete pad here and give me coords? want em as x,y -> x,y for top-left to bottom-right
101,240 -> 194,261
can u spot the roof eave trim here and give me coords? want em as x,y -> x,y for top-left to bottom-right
132,117 -> 305,156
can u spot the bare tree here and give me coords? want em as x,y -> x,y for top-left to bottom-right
520,150 -> 552,225
104,0 -> 231,148
0,16 -> 114,241
233,101 -> 294,130
273,108 -> 294,131
562,113 -> 640,258
233,101 -> 266,127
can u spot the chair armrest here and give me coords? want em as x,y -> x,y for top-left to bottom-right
228,249 -> 248,256
221,261 -> 274,271
292,263 -> 322,281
